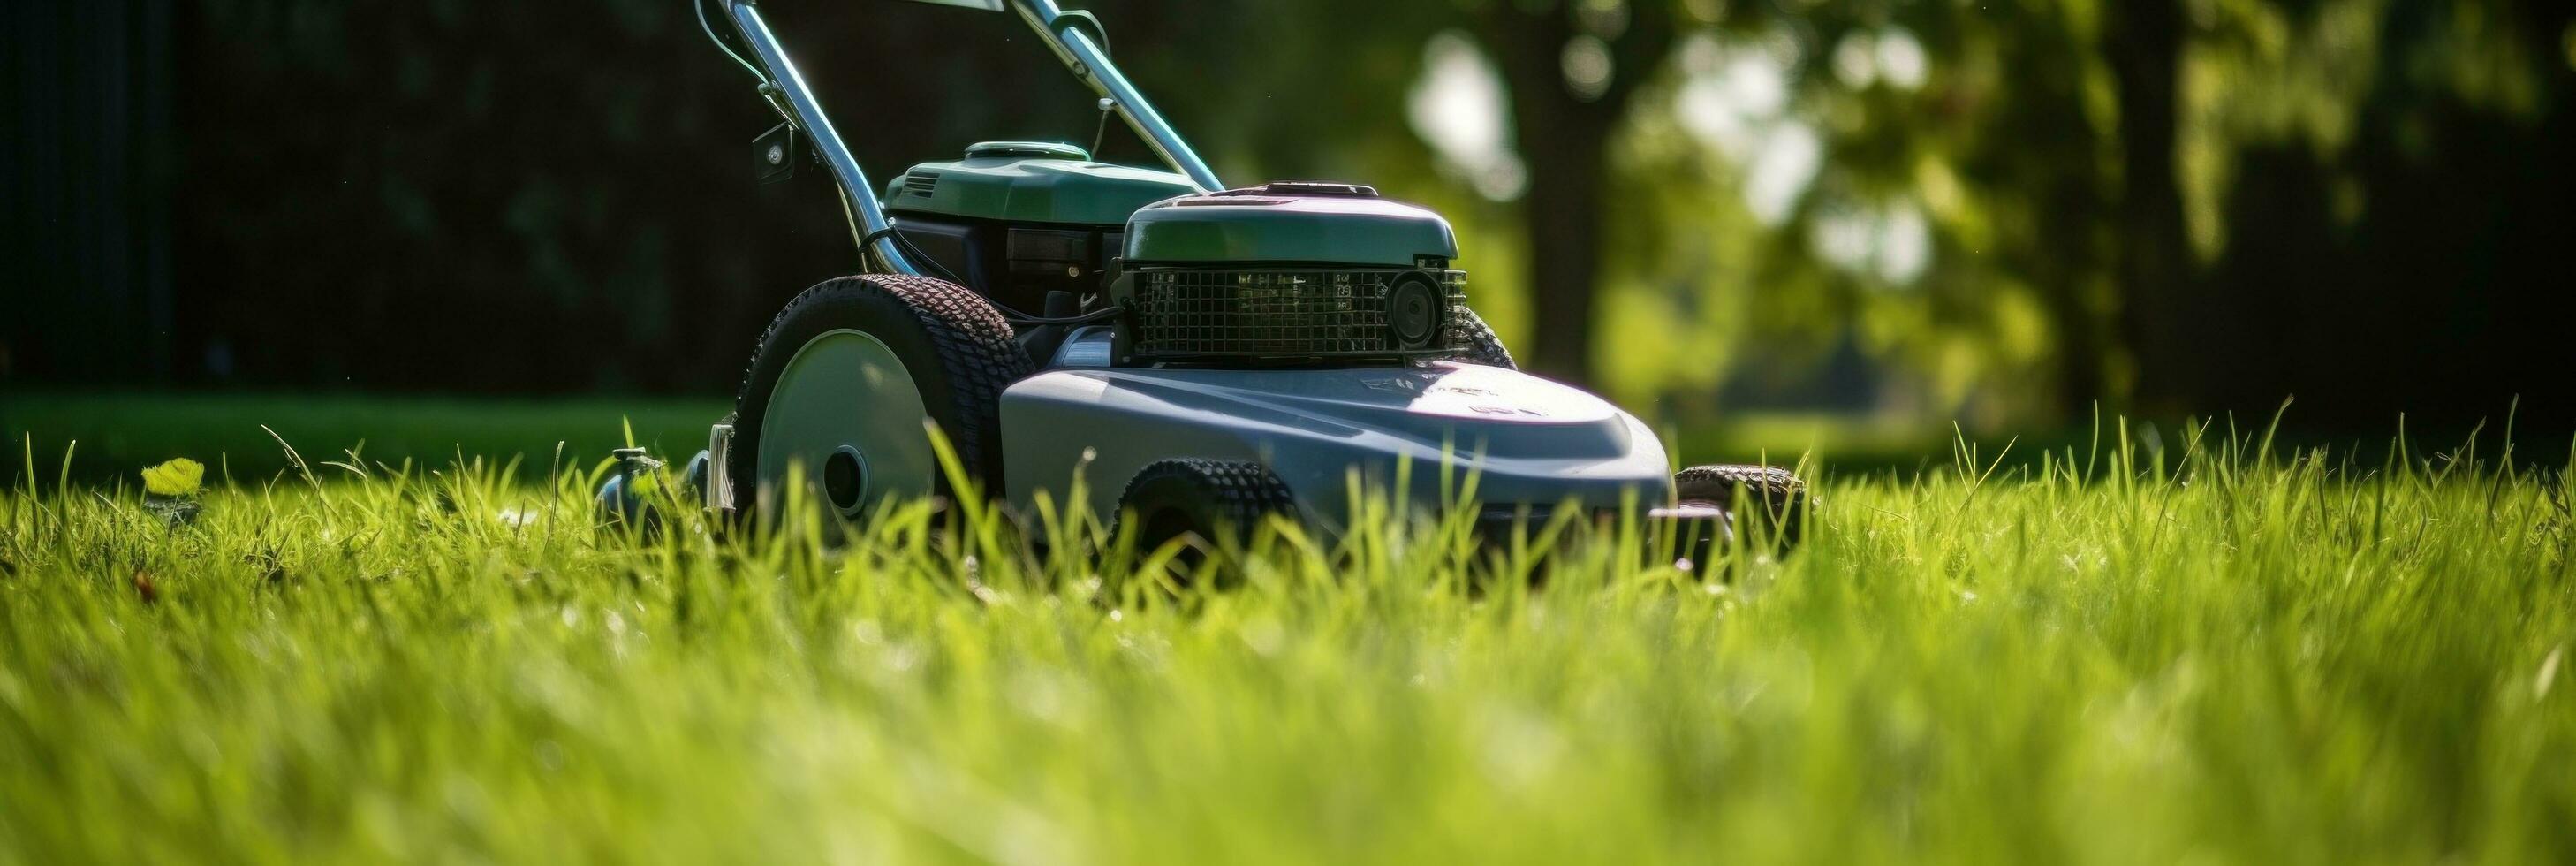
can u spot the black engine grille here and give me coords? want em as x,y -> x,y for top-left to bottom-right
1130,268 -> 1467,360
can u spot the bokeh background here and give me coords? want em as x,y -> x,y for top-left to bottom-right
6,0 -> 2575,476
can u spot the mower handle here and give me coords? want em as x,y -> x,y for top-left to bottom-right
1001,0 -> 1220,190
715,0 -> 1221,276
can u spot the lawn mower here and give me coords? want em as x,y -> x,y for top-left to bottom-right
623,0 -> 1811,563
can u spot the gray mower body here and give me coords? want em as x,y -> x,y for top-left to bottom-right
1002,329 -> 1672,531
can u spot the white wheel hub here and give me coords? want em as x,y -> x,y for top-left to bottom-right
757,329 -> 935,516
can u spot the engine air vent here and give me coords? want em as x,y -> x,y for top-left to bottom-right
1129,268 -> 1467,361
903,171 -> 941,197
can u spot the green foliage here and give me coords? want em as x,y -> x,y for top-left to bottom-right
3,420 -> 2572,862
1217,0 -> 2573,422
48,0 -> 2556,429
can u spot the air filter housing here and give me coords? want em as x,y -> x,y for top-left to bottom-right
1115,184 -> 1471,364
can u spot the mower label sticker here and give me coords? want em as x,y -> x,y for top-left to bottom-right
1400,367 -> 1618,423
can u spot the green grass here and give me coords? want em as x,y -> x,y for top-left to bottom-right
0,391 -> 730,487
2,413 -> 2572,863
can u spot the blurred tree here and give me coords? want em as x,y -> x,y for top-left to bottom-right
2106,0 -> 2189,414
1665,0 -> 2574,427
11,0 -> 2573,431
2145,0 -> 2576,427
1477,1 -> 1681,384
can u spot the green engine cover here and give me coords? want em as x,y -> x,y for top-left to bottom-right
1123,183 -> 1459,267
883,141 -> 1200,226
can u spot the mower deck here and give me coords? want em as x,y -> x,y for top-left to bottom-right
1000,354 -> 1671,532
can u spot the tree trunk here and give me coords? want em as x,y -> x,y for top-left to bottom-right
1475,6 -> 1670,388
2045,273 -> 2110,418
1513,116 -> 1612,384
2104,0 -> 2191,413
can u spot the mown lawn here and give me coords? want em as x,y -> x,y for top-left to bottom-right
1,410 -> 2571,863
0,391 -> 729,488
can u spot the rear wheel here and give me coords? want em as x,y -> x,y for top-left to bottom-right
726,275 -> 1031,524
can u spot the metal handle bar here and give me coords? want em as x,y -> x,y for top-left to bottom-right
718,0 -> 1221,276
1003,0 -> 1222,191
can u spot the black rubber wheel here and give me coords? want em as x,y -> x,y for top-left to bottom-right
1115,459 -> 1296,557
1674,463 -> 1812,557
726,275 -> 1031,523
1449,307 -> 1515,369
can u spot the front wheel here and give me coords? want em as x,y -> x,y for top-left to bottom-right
725,275 -> 1031,525
1115,459 -> 1296,561
1672,464 -> 1812,566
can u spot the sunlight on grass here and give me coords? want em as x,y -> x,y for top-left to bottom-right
1,422 -> 2571,862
